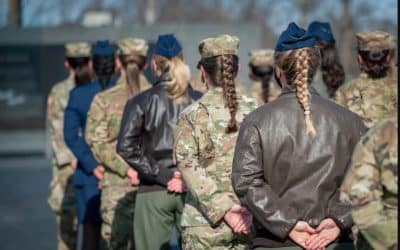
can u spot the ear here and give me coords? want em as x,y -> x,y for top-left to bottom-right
143,62 -> 148,70
357,53 -> 363,65
88,60 -> 93,71
200,65 -> 207,79
115,57 -> 122,70
151,58 -> 157,72
238,63 -> 241,71
64,60 -> 71,70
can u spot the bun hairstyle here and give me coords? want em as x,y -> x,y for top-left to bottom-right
198,54 -> 239,133
66,57 -> 92,84
153,34 -> 190,104
355,31 -> 396,79
275,22 -> 321,137
358,49 -> 394,79
92,40 -> 117,89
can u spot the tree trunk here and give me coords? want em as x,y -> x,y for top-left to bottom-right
8,0 -> 22,26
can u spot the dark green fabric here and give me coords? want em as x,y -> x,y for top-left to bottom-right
134,190 -> 184,250
254,242 -> 355,250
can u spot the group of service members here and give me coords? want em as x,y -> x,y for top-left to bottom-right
46,20 -> 397,250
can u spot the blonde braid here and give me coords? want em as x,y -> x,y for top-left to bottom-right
293,49 -> 316,136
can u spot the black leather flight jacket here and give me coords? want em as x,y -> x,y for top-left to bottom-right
232,87 -> 367,248
117,77 -> 197,192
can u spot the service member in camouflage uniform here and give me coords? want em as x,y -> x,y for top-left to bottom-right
174,34 -> 256,250
86,38 -> 151,249
247,49 -> 281,105
334,31 -> 397,128
340,117 -> 397,250
47,42 -> 91,250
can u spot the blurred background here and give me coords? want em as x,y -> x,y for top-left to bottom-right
0,0 -> 397,249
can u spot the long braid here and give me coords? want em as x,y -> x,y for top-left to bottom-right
221,55 -> 239,133
293,49 -> 316,136
274,47 -> 320,137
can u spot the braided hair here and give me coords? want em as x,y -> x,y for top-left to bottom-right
317,40 -> 345,98
198,54 -> 239,133
274,46 -> 321,136
92,55 -> 116,89
249,63 -> 274,103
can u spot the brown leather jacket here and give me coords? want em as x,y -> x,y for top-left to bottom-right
232,87 -> 366,248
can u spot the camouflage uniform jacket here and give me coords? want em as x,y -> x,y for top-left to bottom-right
334,72 -> 397,128
47,75 -> 76,167
248,80 -> 281,105
86,73 -> 150,187
340,117 -> 397,250
174,87 -> 257,227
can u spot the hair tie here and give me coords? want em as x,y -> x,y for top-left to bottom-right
304,110 -> 311,115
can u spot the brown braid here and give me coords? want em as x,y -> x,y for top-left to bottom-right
221,55 -> 239,133
274,46 -> 320,137
198,54 -> 239,133
318,40 -> 345,98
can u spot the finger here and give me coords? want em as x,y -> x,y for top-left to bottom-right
316,221 -> 328,232
309,236 -> 325,250
304,224 -> 316,234
306,233 -> 319,245
306,235 -> 322,250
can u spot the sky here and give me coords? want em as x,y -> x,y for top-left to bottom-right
0,0 -> 397,33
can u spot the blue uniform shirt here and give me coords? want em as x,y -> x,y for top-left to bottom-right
64,77 -> 117,186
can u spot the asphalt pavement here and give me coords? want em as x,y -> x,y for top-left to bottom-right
0,156 -> 56,250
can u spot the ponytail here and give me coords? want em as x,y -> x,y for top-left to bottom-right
153,53 -> 190,103
119,54 -> 146,96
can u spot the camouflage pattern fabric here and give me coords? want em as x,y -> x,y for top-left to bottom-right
356,31 -> 395,51
65,42 -> 91,57
334,73 -> 397,128
182,223 -> 250,250
174,87 -> 257,248
247,80 -> 281,105
340,117 -> 398,250
199,34 -> 239,59
86,72 -> 150,249
47,75 -> 78,250
117,38 -> 148,57
248,49 -> 274,66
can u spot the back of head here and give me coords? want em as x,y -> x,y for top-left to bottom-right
248,49 -> 275,102
308,21 -> 345,97
65,42 -> 92,84
153,34 -> 190,103
197,34 -> 240,133
118,38 -> 149,96
92,40 -> 117,88
356,30 -> 396,79
274,22 -> 321,137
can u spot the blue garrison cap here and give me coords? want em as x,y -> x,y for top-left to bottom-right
154,34 -> 182,59
92,40 -> 116,56
275,22 -> 316,52
308,21 -> 336,44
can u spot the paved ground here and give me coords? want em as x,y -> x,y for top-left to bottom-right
0,156 -> 55,250
0,155 -> 180,250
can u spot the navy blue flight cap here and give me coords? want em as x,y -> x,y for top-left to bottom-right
93,40 -> 116,56
308,21 -> 336,44
154,34 -> 182,59
275,22 -> 316,52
